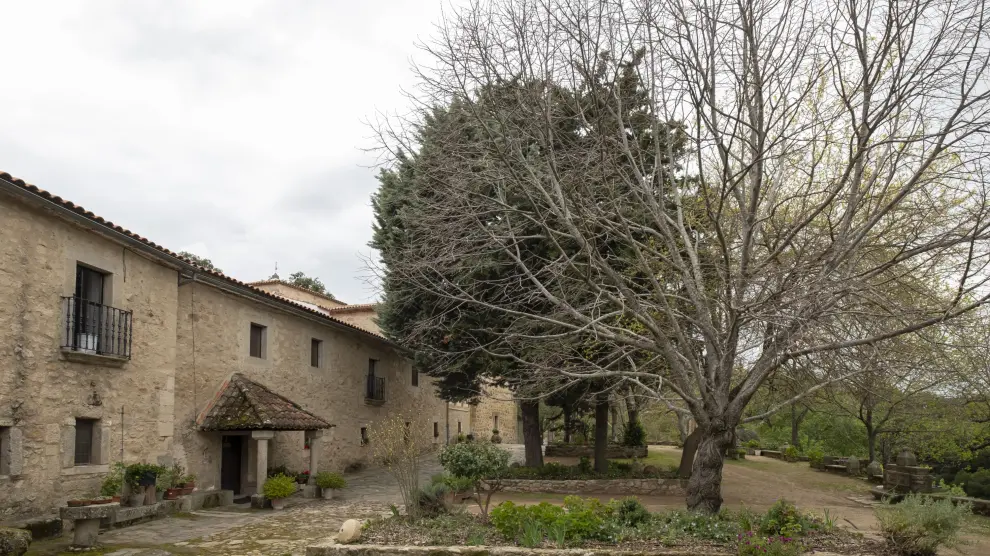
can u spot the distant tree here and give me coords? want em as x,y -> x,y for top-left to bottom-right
178,251 -> 221,273
287,271 -> 328,296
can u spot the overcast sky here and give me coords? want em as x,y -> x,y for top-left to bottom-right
0,0 -> 450,303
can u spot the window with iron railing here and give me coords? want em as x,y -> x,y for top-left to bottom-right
61,296 -> 133,359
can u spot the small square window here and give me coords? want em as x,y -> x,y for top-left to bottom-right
411,367 -> 419,387
360,427 -> 369,446
250,323 -> 266,358
311,338 -> 322,368
74,419 -> 97,466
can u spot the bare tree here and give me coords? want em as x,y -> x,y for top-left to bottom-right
375,0 -> 990,512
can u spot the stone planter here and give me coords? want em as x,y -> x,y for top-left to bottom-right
127,493 -> 145,507
271,498 -> 286,510
321,488 -> 335,500
60,502 -> 120,548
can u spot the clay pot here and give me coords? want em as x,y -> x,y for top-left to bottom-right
165,488 -> 181,500
67,500 -> 91,507
112,496 -> 121,503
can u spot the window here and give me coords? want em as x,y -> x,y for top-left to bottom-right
368,358 -> 377,377
250,323 -> 266,358
304,430 -> 314,450
74,419 -> 97,465
433,422 -> 439,439
360,427 -> 369,446
75,265 -> 105,304
311,338 -> 322,368
494,415 -> 499,430
411,367 -> 419,387
457,421 -> 462,433
0,427 -> 9,475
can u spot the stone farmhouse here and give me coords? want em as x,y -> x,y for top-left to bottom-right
0,171 -> 517,520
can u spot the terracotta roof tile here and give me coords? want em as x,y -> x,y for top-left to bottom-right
0,170 -> 391,344
197,373 -> 332,431
246,278 -> 342,303
325,303 -> 379,313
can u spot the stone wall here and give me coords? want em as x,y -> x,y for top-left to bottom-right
471,386 -> 517,443
498,477 -> 687,496
0,193 -> 178,518
173,283 -> 448,492
544,445 -> 648,458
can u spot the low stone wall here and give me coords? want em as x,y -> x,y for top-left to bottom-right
870,486 -> 990,515
308,544 -> 728,556
498,477 -> 688,496
544,445 -> 649,459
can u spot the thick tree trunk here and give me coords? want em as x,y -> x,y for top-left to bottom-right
594,394 -> 610,473
563,405 -> 572,444
686,424 -> 735,513
677,413 -> 692,445
865,410 -> 876,463
521,400 -> 543,467
626,385 -> 639,426
790,405 -> 801,448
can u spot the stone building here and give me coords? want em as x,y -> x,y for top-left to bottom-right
0,170 -> 517,520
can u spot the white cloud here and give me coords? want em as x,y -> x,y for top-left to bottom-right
0,0 -> 450,302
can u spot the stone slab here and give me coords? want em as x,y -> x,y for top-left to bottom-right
60,503 -> 120,521
307,544 -> 726,556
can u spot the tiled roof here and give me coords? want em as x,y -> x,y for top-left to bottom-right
0,170 -> 391,343
325,303 -> 379,313
247,278 -> 342,304
197,373 -> 332,431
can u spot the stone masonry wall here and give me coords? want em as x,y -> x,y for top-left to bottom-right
0,194 -> 177,518
173,283 -> 448,493
471,387 -> 517,442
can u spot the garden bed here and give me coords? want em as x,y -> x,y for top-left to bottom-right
544,445 -> 648,459
503,461 -> 676,481
352,499 -> 880,556
498,477 -> 687,496
870,485 -> 990,515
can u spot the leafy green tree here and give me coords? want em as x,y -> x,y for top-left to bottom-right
178,251 -> 221,273
286,271 -> 330,296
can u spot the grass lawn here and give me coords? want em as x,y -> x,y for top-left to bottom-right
614,446 -> 682,470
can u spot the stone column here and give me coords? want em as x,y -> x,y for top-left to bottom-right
252,430 -> 275,495
308,430 -> 323,484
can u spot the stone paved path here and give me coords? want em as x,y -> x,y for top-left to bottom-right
99,455 -> 451,556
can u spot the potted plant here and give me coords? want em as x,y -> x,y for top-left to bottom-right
490,429 -> 502,444
296,470 -> 310,485
67,499 -> 92,507
124,463 -> 160,506
263,473 -> 296,510
314,472 -> 346,500
101,462 -> 125,502
91,496 -> 114,505
181,473 -> 197,494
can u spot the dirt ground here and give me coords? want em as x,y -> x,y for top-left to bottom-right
491,446 -> 990,556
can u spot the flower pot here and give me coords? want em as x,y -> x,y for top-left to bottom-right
91,499 -> 113,505
321,488 -> 334,500
182,486 -> 193,495
156,491 -> 165,502
165,488 -> 181,500
67,500 -> 91,507
271,498 -> 286,510
128,493 -> 145,507
111,496 -> 121,503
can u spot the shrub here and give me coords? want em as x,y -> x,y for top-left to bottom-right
876,494 -> 970,556
737,531 -> 805,556
267,465 -> 292,478
370,414 -> 434,518
577,456 -> 593,474
653,510 -> 739,543
758,499 -> 826,537
315,472 -> 346,490
746,439 -> 761,449
504,460 -> 669,480
439,441 -> 511,518
622,420 -> 647,447
262,474 -> 296,500
433,472 -> 475,493
783,445 -> 799,462
954,468 -> 990,499
559,496 -> 616,542
491,501 -> 564,538
936,478 -> 966,497
490,497 -> 617,544
805,447 -> 824,468
612,497 -> 651,527
413,482 -> 450,518
124,463 -> 161,490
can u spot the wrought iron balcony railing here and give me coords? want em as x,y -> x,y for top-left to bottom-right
61,296 -> 133,359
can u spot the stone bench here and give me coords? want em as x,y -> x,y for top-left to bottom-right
760,450 -> 782,459
60,503 -> 120,548
824,464 -> 847,473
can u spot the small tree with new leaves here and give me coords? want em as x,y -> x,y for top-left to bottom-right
438,441 -> 511,520
369,414 -> 434,517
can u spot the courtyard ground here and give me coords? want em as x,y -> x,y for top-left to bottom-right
25,445 -> 990,556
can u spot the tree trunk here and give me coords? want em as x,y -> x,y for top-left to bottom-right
686,424 -> 735,513
594,394 -> 610,473
865,409 -> 876,463
677,413 -> 692,445
610,405 -> 620,442
563,404 -> 572,444
790,405 -> 801,449
521,400 -> 543,467
626,385 -> 639,425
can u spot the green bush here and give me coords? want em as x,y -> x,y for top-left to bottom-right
491,501 -> 563,538
315,472 -> 346,490
612,498 -> 651,527
100,462 -> 126,497
782,445 -> 799,461
559,496 -> 616,542
577,456 -> 593,474
439,442 -> 511,483
758,499 -> 824,537
876,494 -> 970,556
262,473 -> 297,500
267,465 -> 293,478
652,510 -> 739,543
954,468 -> 990,499
504,460 -> 669,480
737,531 -> 805,556
805,447 -> 824,467
433,472 -> 474,493
490,497 -> 617,544
124,463 -> 161,490
746,439 -> 761,449
622,420 -> 647,447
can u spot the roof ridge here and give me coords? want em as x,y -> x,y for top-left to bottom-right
0,171 -> 392,345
